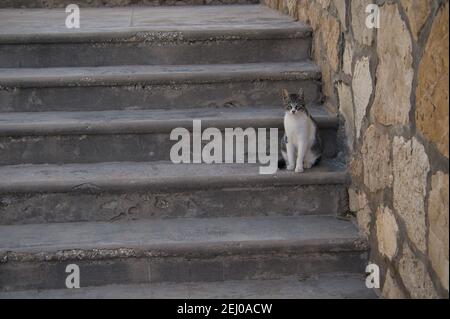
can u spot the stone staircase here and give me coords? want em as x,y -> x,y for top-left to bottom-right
0,3 -> 374,298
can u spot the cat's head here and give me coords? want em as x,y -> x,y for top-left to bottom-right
281,88 -> 306,115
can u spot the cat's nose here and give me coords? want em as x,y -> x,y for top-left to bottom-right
291,110 -> 296,114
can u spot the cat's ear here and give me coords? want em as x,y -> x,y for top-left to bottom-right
298,88 -> 305,104
281,89 -> 290,103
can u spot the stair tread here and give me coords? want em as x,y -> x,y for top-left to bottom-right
0,61 -> 320,87
0,5 -> 309,42
0,160 -> 348,194
0,215 -> 365,258
0,4 -> 370,298
0,105 -> 336,136
0,274 -> 377,299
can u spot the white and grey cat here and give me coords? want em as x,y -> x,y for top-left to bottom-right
278,88 -> 322,173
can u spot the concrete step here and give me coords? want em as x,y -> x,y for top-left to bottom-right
0,215 -> 368,291
0,105 -> 338,165
0,160 -> 349,224
0,5 -> 311,67
0,0 -> 260,8
0,274 -> 377,299
0,62 -> 322,112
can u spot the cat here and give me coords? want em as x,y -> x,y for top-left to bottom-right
278,88 -> 322,173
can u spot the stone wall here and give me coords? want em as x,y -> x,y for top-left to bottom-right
265,0 -> 449,298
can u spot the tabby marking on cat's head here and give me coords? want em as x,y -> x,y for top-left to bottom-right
281,88 -> 306,115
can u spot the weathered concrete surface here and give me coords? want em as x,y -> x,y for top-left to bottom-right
0,5 -> 311,67
0,160 -> 348,195
0,130 -> 337,165
0,36 -> 311,68
0,62 -> 322,112
0,80 -> 321,113
0,106 -> 337,165
0,5 -> 298,38
0,215 -> 364,254
0,2 -> 374,298
0,249 -> 367,291
0,160 -> 349,224
0,62 -> 320,87
0,0 -> 260,8
0,274 -> 377,299
0,215 -> 368,291
0,184 -> 348,224
0,106 -> 336,136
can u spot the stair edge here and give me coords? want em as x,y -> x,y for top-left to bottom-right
0,62 -> 321,88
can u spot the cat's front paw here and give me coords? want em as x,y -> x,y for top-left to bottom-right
303,162 -> 313,169
295,166 -> 304,173
286,164 -> 295,171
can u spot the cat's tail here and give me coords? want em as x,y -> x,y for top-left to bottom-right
278,149 -> 288,169
278,158 -> 287,169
